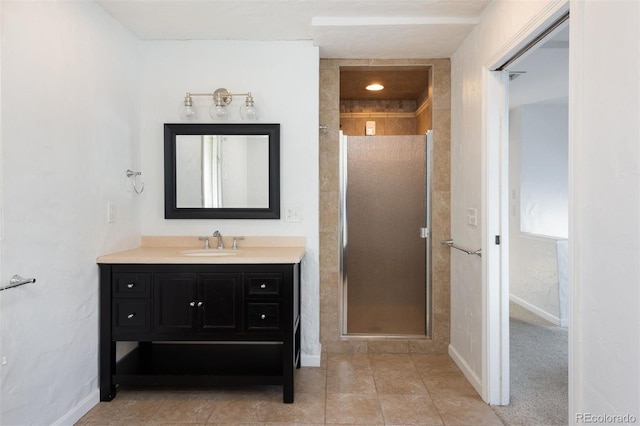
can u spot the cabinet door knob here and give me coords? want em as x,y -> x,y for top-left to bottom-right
189,301 -> 196,307
127,313 -> 135,319
127,283 -> 135,289
261,314 -> 266,320
197,302 -> 203,307
260,283 -> 267,289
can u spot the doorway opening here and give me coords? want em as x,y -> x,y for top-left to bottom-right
492,20 -> 570,425
338,66 -> 433,337
482,6 -> 570,417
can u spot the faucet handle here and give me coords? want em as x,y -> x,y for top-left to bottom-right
232,236 -> 245,250
198,236 -> 210,249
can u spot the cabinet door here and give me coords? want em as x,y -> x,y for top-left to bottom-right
154,273 -> 197,334
198,273 -> 242,333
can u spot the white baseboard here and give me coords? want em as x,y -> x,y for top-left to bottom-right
301,353 -> 322,367
510,294 -> 565,326
52,388 -> 99,426
448,344 -> 482,395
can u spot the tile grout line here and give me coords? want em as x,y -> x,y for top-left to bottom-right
412,356 -> 447,426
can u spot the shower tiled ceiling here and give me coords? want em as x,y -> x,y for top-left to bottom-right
340,67 -> 430,101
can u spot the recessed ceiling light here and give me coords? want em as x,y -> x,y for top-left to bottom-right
365,83 -> 384,91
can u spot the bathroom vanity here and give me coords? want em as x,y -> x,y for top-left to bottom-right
97,237 -> 304,403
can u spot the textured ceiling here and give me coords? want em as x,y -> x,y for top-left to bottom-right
95,1 -> 565,106
96,0 -> 490,59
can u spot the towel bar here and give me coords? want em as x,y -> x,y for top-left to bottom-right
441,239 -> 482,257
1,275 -> 37,292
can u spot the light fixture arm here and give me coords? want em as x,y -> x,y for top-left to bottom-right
186,89 -> 253,105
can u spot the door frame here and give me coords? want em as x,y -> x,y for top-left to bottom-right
482,1 -> 570,406
482,68 -> 510,405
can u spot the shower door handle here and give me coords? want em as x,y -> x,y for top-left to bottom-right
420,227 -> 429,238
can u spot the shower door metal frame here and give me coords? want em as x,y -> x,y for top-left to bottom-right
339,131 -> 433,338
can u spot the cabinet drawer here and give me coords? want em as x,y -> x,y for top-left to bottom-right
247,303 -> 280,330
113,273 -> 150,298
114,300 -> 150,333
245,274 -> 281,297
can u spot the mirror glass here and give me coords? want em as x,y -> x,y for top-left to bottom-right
176,134 -> 269,208
165,123 -> 280,219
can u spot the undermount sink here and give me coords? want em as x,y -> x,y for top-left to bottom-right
181,249 -> 240,257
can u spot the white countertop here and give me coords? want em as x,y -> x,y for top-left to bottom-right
97,236 -> 306,265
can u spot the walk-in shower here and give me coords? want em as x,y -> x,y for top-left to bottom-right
340,131 -> 433,337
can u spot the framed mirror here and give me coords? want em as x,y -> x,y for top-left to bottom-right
164,123 -> 280,219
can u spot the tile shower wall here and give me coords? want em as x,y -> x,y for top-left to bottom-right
319,59 -> 451,354
340,99 -> 418,136
340,90 -> 432,136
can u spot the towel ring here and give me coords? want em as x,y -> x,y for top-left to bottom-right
126,169 -> 144,194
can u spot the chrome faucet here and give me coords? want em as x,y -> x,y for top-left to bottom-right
213,230 -> 224,249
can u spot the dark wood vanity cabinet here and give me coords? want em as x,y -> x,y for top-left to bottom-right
99,263 -> 301,403
153,272 -> 243,335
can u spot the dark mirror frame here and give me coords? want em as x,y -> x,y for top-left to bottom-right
164,123 -> 280,219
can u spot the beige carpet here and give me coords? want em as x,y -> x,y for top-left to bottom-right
492,302 -> 568,426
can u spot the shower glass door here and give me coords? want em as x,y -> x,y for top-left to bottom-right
341,133 -> 432,336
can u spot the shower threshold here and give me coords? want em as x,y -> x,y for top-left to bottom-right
340,334 -> 431,340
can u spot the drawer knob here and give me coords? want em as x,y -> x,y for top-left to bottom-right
260,283 -> 267,289
197,302 -> 203,307
127,313 -> 135,319
127,283 -> 135,289
261,314 -> 266,320
190,301 -> 196,307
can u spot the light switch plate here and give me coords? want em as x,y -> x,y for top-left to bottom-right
107,203 -> 117,223
365,121 -> 376,136
285,207 -> 301,223
466,208 -> 477,226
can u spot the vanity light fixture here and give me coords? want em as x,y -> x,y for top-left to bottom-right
179,88 -> 258,121
365,83 -> 384,91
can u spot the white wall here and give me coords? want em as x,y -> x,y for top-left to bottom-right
509,233 -> 567,325
1,6 -> 321,424
450,0 -> 561,389
509,104 -> 568,325
138,40 -> 321,360
570,0 -> 639,418
515,104 -> 568,238
452,0 -> 640,418
0,1 -> 142,425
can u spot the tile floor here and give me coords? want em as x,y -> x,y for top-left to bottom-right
77,353 -> 504,425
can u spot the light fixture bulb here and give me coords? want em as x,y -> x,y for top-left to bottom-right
240,93 -> 258,120
209,91 -> 230,120
179,93 -> 197,120
366,83 -> 384,91
210,103 -> 229,120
